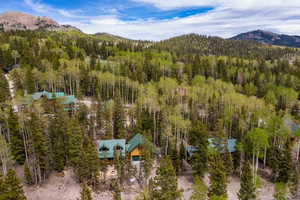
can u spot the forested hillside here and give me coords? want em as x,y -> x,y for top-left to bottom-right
1,29 -> 300,200
154,33 -> 298,60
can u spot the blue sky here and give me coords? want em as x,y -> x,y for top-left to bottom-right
2,0 -> 300,40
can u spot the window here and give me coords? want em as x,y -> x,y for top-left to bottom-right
99,146 -> 109,152
114,145 -> 123,151
132,156 -> 140,161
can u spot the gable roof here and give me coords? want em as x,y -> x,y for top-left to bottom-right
97,139 -> 126,159
127,133 -> 158,154
127,133 -> 144,153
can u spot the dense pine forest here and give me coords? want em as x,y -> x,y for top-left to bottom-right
1,29 -> 300,200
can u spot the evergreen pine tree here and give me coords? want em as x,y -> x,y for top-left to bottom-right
112,179 -> 122,200
24,162 -> 34,185
274,182 -> 288,200
208,154 -> 227,199
190,124 -> 209,177
113,93 -> 127,139
2,169 -> 27,200
238,161 -> 256,200
49,107 -> 68,172
179,141 -> 186,172
0,174 -> 5,200
209,195 -> 227,200
114,148 -> 126,185
24,68 -> 35,94
223,150 -> 234,177
135,188 -> 151,200
75,138 -> 99,185
141,147 -> 154,184
170,144 -> 181,175
80,183 -> 93,200
277,140 -> 292,183
68,118 -> 84,167
0,70 -> 10,103
289,164 -> 300,199
151,156 -> 181,200
8,107 -> 26,164
134,108 -> 153,135
28,112 -> 49,183
190,176 -> 208,200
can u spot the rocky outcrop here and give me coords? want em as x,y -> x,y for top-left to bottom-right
0,11 -> 80,32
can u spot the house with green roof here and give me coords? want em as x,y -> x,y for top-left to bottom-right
187,138 -> 237,157
23,91 -> 77,111
97,133 -> 158,162
126,133 -> 158,161
98,139 -> 126,159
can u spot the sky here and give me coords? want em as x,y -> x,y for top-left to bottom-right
1,0 -> 300,40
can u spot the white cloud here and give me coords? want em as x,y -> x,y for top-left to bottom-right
24,0 -> 83,18
65,5 -> 300,41
23,0 -> 300,41
132,0 -> 300,10
131,0 -> 218,10
24,0 -> 49,13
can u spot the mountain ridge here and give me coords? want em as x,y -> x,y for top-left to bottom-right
1,11 -> 300,49
231,30 -> 300,48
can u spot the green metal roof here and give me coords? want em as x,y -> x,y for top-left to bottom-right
97,139 -> 126,159
97,134 -> 159,159
127,133 -> 144,153
25,91 -> 77,105
127,133 -> 159,154
208,138 -> 237,153
187,138 -> 237,156
61,95 -> 77,105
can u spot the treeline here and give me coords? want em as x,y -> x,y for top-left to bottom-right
0,102 -> 99,184
154,33 -> 299,60
0,30 -> 300,200
1,30 -> 299,113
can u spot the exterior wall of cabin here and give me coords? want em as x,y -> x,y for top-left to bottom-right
130,147 -> 142,161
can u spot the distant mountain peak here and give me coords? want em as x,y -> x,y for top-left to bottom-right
0,11 -> 80,32
231,30 -> 300,48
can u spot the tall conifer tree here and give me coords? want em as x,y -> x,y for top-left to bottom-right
2,169 -> 27,200
113,93 -> 127,139
80,183 -> 93,200
8,107 -> 25,164
190,124 -> 209,177
238,162 -> 256,200
151,156 -> 181,200
208,154 -> 227,199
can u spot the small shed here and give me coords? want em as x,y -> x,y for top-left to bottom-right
97,139 -> 126,159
